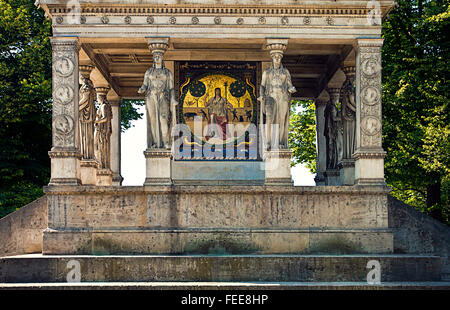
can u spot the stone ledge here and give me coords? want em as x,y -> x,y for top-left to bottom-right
42,228 -> 393,255
43,184 -> 391,195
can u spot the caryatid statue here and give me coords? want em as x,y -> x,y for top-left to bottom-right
259,43 -> 296,150
324,88 -> 342,169
78,65 -> 96,160
340,66 -> 356,159
138,42 -> 177,149
94,87 -> 112,169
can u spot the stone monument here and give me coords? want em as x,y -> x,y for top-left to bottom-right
3,0 -> 446,289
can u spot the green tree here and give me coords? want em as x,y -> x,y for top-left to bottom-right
382,0 -> 449,223
0,0 -> 52,217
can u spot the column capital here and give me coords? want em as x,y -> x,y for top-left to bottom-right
265,38 -> 289,55
95,86 -> 110,98
79,64 -> 95,79
356,38 -> 384,48
342,65 -> 356,77
146,37 -> 170,54
327,87 -> 341,100
50,36 -> 80,50
109,98 -> 122,107
314,99 -> 328,106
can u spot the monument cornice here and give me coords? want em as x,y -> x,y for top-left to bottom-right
36,1 -> 395,19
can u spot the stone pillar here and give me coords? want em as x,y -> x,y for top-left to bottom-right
339,65 -> 356,185
144,37 -> 173,186
79,64 -> 98,185
354,39 -> 386,185
109,97 -> 123,186
314,95 -> 328,186
48,37 -> 81,186
94,86 -> 113,186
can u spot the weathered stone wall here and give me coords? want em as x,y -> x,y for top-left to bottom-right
388,196 -> 450,280
45,186 -> 390,229
0,196 -> 47,257
43,185 -> 393,255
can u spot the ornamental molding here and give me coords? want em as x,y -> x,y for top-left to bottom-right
46,6 -> 378,17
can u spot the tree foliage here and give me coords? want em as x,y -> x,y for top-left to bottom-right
382,0 -> 449,224
289,100 -> 316,172
0,0 -> 52,217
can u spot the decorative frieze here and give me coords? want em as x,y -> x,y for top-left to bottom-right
47,6 -> 374,17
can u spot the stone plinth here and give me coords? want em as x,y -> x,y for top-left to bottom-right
339,159 -> 355,186
172,161 -> 264,185
80,159 -> 98,185
96,169 -> 113,186
144,149 -> 172,186
324,169 -> 340,186
263,150 -> 293,185
42,185 -> 393,255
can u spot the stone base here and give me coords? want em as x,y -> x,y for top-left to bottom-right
263,149 -> 293,185
112,174 -> 124,186
96,169 -> 113,186
324,169 -> 340,186
314,172 -> 326,186
339,159 -> 355,186
48,150 -> 81,186
42,228 -> 393,255
0,254 -> 441,283
80,159 -> 98,185
172,161 -> 264,185
144,149 -> 172,185
354,150 -> 386,185
43,185 -> 392,255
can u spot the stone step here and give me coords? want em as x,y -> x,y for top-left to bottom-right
0,254 -> 441,283
1,281 -> 449,290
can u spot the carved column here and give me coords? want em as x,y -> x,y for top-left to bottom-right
79,64 -> 98,185
144,37 -> 172,186
109,97 -> 123,186
323,88 -> 342,186
314,95 -> 328,186
262,38 -> 293,186
339,65 -> 356,185
354,39 -> 386,185
48,37 -> 81,186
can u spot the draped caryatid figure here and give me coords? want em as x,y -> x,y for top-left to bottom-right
324,89 -> 342,170
138,50 -> 177,149
341,67 -> 356,159
259,49 -> 296,150
78,75 -> 96,159
94,90 -> 112,169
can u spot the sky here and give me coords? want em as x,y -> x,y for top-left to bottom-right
121,105 -> 315,186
